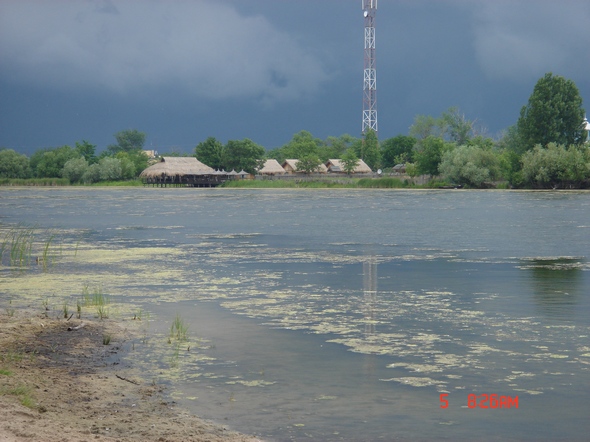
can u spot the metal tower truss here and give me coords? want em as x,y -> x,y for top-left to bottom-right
362,0 -> 377,136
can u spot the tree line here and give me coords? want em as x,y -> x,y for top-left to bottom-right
2,72 -> 589,188
0,130 -> 149,184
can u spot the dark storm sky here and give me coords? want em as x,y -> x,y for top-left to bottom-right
1,0 -> 588,155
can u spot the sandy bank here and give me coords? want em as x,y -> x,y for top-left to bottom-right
0,310 -> 263,442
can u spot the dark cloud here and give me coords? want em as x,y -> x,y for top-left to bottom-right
0,0 -> 330,102
0,0 -> 588,155
468,0 -> 590,81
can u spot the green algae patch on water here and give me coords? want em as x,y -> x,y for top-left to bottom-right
380,376 -> 446,388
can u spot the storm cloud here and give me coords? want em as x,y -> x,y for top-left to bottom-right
0,0 -> 330,103
468,0 -> 590,81
0,0 -> 588,153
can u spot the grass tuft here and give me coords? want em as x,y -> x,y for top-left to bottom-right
170,314 -> 189,342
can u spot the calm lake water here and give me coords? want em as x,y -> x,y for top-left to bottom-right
1,188 -> 589,441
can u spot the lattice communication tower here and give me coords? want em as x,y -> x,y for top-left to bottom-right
362,0 -> 378,137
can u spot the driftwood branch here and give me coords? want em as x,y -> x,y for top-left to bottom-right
116,374 -> 140,385
67,322 -> 86,331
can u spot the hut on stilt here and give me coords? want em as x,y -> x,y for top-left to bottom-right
139,157 -> 230,187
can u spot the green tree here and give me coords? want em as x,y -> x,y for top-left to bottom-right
413,136 -> 453,176
439,145 -> 501,187
517,73 -> 586,151
380,135 -> 416,168
409,114 -> 445,140
98,157 -> 123,181
114,152 -> 137,179
75,140 -> 97,164
30,145 -> 79,178
405,163 -> 419,181
361,129 -> 380,170
106,129 -> 146,155
441,107 -> 478,146
82,163 -> 101,184
195,137 -> 225,170
270,131 -> 323,163
224,139 -> 265,174
410,107 -> 481,145
341,148 -> 360,175
521,143 -> 590,188
115,150 -> 148,178
62,157 -> 89,183
322,134 -> 358,161
0,149 -> 31,179
296,155 -> 322,174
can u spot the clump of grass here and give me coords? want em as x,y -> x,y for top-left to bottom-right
2,224 -> 36,268
102,334 -> 112,345
96,304 -> 109,319
5,299 -> 15,317
0,350 -> 25,364
40,232 -> 56,271
62,301 -> 69,319
80,283 -> 110,318
0,223 -> 62,272
0,384 -> 36,409
170,314 -> 189,342
168,314 -> 189,368
0,369 -> 13,376
41,297 -> 50,317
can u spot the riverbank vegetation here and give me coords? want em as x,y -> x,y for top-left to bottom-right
2,73 -> 589,189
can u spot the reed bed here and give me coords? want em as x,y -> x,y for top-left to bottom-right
0,223 -> 61,271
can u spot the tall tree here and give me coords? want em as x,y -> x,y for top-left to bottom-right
380,135 -> 416,168
441,107 -> 478,146
322,134 -> 358,161
224,138 -> 265,174
106,129 -> 146,155
195,137 -> 225,170
75,140 -> 97,164
341,148 -> 360,175
409,115 -> 445,140
296,155 -> 323,174
517,73 -> 585,151
414,136 -> 453,177
280,130 -> 324,161
361,129 -> 380,170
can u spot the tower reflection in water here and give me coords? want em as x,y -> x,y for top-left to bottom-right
363,257 -> 378,335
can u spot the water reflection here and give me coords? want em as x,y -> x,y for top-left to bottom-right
525,257 -> 584,320
362,257 -> 378,335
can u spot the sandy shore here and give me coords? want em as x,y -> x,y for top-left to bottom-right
0,310 -> 263,442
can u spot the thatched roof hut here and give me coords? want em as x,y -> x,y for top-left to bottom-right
258,159 -> 286,175
325,159 -> 372,174
282,159 -> 328,174
140,157 -> 224,187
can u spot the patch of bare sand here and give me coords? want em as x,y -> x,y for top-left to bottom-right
0,310 -> 263,442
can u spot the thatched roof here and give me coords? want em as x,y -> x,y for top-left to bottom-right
139,157 -> 215,178
258,159 -> 285,175
326,159 -> 372,174
282,159 -> 328,173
